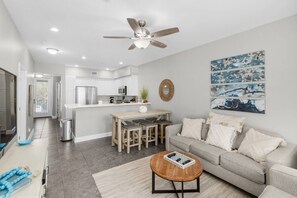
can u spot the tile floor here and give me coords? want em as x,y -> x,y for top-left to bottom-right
33,118 -> 165,198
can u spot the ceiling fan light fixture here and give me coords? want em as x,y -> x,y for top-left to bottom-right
133,39 -> 150,49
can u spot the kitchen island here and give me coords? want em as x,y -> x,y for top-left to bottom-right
65,103 -> 151,143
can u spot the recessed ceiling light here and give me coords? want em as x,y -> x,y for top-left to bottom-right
119,61 -> 123,65
81,56 -> 86,60
35,74 -> 43,78
75,65 -> 79,67
50,27 -> 59,32
105,68 -> 110,71
46,48 -> 59,55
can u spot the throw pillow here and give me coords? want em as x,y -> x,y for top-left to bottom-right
180,118 -> 205,140
206,124 -> 237,151
206,111 -> 245,132
238,128 -> 286,164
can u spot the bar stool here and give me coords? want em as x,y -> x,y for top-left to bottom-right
155,120 -> 172,144
139,121 -> 158,148
145,117 -> 158,123
121,124 -> 142,154
132,119 -> 147,125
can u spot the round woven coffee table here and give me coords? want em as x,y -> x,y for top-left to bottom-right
150,151 -> 203,198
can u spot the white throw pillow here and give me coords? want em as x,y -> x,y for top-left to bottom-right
206,124 -> 237,151
238,128 -> 286,164
206,111 -> 245,132
180,118 -> 205,140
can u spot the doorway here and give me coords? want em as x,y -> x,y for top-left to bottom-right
34,78 -> 53,117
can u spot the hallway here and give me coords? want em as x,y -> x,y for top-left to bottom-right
34,118 -> 165,198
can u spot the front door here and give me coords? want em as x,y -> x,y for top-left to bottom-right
34,79 -> 51,117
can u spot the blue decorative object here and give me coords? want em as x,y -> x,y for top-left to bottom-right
0,167 -> 32,198
17,140 -> 32,146
0,144 -> 6,150
210,50 -> 266,114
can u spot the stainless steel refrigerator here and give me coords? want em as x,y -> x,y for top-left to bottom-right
75,86 -> 98,105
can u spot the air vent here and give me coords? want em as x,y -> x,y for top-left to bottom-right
91,71 -> 98,76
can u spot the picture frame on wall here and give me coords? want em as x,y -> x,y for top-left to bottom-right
210,50 -> 266,114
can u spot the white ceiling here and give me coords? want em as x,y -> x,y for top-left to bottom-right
3,0 -> 297,70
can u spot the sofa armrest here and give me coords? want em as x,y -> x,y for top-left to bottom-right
165,124 -> 182,150
270,164 -> 297,196
266,143 -> 297,184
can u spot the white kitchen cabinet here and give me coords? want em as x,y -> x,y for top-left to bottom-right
99,79 -> 117,95
127,75 -> 139,96
115,75 -> 138,96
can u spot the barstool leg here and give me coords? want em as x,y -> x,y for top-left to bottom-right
121,129 -> 125,149
146,127 -> 149,148
138,129 -> 141,150
155,126 -> 158,146
127,130 -> 130,154
160,124 -> 164,144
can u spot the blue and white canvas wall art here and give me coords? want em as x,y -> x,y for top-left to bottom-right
210,50 -> 266,114
211,50 -> 265,72
211,83 -> 265,98
211,67 -> 265,84
211,98 -> 265,114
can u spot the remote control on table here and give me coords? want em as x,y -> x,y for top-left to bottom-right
167,153 -> 176,158
182,160 -> 191,165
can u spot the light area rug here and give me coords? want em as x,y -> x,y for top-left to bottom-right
92,156 -> 253,198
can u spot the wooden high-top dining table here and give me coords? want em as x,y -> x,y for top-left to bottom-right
111,109 -> 171,152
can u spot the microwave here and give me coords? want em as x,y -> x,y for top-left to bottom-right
118,86 -> 127,95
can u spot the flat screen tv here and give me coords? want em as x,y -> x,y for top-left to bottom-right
0,68 -> 17,152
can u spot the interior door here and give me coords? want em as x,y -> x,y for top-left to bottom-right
34,79 -> 51,117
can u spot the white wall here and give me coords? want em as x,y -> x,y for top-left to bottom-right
0,0 -> 35,139
139,15 -> 297,144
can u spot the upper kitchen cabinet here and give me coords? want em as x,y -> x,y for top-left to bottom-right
65,66 -> 139,97
99,79 -> 117,95
115,75 -> 138,96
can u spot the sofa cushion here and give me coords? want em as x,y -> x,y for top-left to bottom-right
169,136 -> 198,152
190,141 -> 227,165
220,152 -> 266,184
259,186 -> 296,198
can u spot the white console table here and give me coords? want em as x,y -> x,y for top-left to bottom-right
0,139 -> 48,198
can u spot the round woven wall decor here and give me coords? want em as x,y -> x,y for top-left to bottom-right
159,79 -> 174,102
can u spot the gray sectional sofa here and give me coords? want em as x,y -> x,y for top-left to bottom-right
165,124 -> 297,196
259,164 -> 297,198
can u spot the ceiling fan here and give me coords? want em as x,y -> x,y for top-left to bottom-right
103,18 -> 179,50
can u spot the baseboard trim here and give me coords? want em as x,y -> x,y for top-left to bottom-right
74,132 -> 112,143
28,128 -> 35,140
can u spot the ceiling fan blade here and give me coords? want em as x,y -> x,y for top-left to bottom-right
150,40 -> 167,48
128,43 -> 136,50
127,18 -> 142,34
151,27 -> 179,38
103,36 -> 131,39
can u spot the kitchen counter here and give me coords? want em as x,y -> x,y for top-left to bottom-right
68,102 -> 151,143
65,102 -> 150,109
